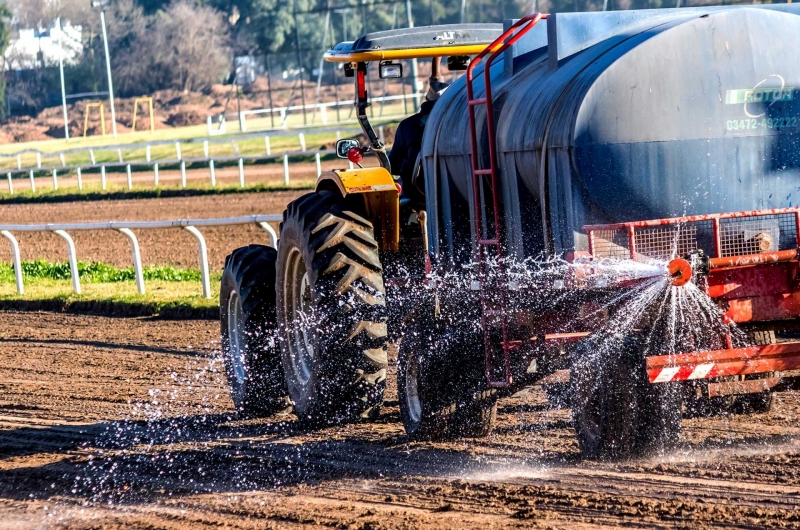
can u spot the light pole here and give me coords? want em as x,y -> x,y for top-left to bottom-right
56,17 -> 69,140
91,0 -> 117,137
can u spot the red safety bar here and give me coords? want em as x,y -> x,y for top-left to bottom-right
584,207 -> 800,261
647,342 -> 800,383
466,13 -> 547,388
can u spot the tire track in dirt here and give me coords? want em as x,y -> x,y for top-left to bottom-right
1,311 -> 800,528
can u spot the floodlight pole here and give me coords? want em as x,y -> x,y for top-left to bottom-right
405,0 -> 420,111
56,17 -> 69,140
99,9 -> 117,137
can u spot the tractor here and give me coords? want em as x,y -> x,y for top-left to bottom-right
220,5 -> 800,460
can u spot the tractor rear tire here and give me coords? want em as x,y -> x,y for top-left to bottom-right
276,191 -> 388,425
737,330 -> 776,414
398,323 -> 497,440
220,245 -> 290,417
571,335 -> 681,460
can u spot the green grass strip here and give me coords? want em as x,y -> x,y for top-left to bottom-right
0,260 -> 219,284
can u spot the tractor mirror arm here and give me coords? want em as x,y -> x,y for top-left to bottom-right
354,62 -> 392,174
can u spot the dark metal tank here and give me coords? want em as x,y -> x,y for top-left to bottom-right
420,5 -> 800,261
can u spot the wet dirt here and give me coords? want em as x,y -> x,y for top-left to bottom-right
0,190 -> 306,270
1,310 -> 799,528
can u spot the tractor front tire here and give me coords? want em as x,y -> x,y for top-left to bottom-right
276,191 -> 388,425
571,335 -> 681,460
220,245 -> 289,417
398,323 -> 497,440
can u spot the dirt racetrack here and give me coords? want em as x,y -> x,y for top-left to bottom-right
1,310 -> 800,528
0,190 -> 306,270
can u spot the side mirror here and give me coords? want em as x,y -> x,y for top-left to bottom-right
379,62 -> 403,79
336,138 -> 360,159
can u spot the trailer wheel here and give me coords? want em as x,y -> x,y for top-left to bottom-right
220,245 -> 290,417
398,323 -> 497,440
276,191 -> 388,425
571,336 -> 680,460
737,330 -> 776,414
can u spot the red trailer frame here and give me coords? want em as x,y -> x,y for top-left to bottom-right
583,208 -> 800,385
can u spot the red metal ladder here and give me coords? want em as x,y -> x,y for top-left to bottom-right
465,13 -> 547,388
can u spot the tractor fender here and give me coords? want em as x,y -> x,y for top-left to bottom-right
316,168 -> 400,252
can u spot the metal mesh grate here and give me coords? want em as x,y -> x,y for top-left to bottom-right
719,214 -> 797,257
634,221 -> 714,261
591,229 -> 630,259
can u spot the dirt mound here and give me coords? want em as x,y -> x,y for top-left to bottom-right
1,74 -> 412,144
166,108 -> 205,127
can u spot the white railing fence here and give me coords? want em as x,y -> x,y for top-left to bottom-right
0,146 -> 365,194
0,215 -> 282,298
0,122 -> 382,185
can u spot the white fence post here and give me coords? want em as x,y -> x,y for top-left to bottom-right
59,153 -> 66,167
117,149 -> 123,163
126,165 -> 132,189
0,231 -> 23,294
209,160 -> 216,186
180,161 -> 187,188
175,142 -> 182,160
265,136 -> 271,156
379,126 -> 384,143
184,226 -> 211,299
36,152 -> 41,168
77,167 -> 83,190
117,228 -> 145,295
145,145 -> 151,162
154,163 -> 159,186
52,169 -> 58,190
6,173 -> 12,195
299,133 -> 306,151
315,152 -> 322,176
101,166 -> 107,190
29,170 -> 36,193
336,130 -> 341,140
53,229 -> 80,294
89,149 -> 96,165
16,155 -> 21,170
283,155 -> 290,185
238,158 -> 245,188
203,140 -> 209,158
258,222 -> 278,248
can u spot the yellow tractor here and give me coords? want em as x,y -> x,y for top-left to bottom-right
219,24 -> 503,424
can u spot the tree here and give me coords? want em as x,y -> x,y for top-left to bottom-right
85,0 -> 231,95
5,0 -> 92,28
149,1 -> 232,92
0,3 -> 10,119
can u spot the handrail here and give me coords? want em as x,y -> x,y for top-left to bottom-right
465,13 -> 547,389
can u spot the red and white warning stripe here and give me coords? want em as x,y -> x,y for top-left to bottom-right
646,342 -> 800,383
650,363 -> 715,383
